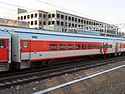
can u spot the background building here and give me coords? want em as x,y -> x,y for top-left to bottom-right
18,9 -> 119,35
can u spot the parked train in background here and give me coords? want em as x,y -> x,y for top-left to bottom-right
0,25 -> 125,72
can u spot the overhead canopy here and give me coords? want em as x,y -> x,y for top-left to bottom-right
0,18 -> 29,28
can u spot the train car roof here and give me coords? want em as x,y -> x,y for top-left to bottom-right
0,25 -> 125,41
0,30 -> 11,38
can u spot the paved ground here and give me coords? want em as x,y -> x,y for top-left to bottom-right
0,61 -> 125,94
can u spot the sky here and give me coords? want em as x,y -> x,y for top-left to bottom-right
0,0 -> 125,24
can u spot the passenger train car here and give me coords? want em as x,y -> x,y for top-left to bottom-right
0,25 -> 125,71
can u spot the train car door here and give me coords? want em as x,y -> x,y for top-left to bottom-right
115,43 -> 118,53
0,39 -> 8,62
20,40 -> 31,61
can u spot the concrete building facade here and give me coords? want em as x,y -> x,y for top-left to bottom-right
18,9 -> 119,35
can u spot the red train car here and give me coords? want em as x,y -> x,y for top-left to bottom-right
0,30 -> 11,71
0,25 -> 125,71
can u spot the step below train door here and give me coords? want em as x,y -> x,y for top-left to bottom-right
20,39 -> 31,69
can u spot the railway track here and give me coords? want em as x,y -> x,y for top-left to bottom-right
0,55 -> 125,89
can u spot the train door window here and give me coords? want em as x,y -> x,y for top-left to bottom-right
68,44 -> 74,50
49,44 -> 57,50
82,44 -> 86,49
75,44 -> 80,50
109,44 -> 112,48
88,44 -> 92,49
59,44 -> 66,50
0,40 -> 5,48
23,40 -> 28,48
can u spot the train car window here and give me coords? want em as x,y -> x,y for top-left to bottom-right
93,44 -> 96,49
49,44 -> 57,50
88,44 -> 92,49
0,40 -> 5,48
23,40 -> 28,48
59,44 -> 66,50
82,44 -> 86,49
68,44 -> 74,50
75,44 -> 80,50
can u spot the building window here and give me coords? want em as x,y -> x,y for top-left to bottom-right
68,23 -> 71,27
57,14 -> 60,18
75,18 -> 77,22
57,21 -> 60,25
31,14 -> 33,18
27,15 -> 30,19
65,22 -> 67,26
48,21 -> 51,25
61,15 -> 64,19
52,21 -> 55,25
43,21 -> 46,25
89,21 -> 91,25
75,24 -> 77,27
68,44 -> 74,50
86,21 -> 88,24
31,21 -> 33,25
84,20 -> 86,24
43,14 -> 46,18
68,16 -> 71,21
35,20 -> 37,25
49,44 -> 57,50
21,16 -> 23,20
72,23 -> 74,27
61,21 -> 64,26
81,20 -> 83,23
35,13 -> 37,18
18,17 -> 20,20
65,16 -> 67,20
0,40 -> 6,48
39,21 -> 42,25
78,19 -> 80,23
52,14 -> 55,18
24,16 -> 26,19
59,44 -> 66,50
39,13 -> 42,17
48,14 -> 51,18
